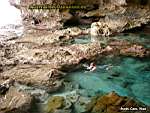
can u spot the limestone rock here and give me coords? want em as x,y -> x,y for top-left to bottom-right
91,22 -> 111,36
0,87 -> 33,113
112,0 -> 127,6
106,40 -> 150,58
120,44 -> 149,57
1,65 -> 64,92
53,109 -> 71,113
90,7 -> 150,36
16,27 -> 88,46
10,0 -> 150,31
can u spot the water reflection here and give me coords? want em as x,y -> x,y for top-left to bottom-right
66,56 -> 150,105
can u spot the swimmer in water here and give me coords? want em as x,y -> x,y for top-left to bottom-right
83,62 -> 97,72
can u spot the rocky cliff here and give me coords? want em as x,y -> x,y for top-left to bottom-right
0,1 -> 149,113
10,0 -> 150,33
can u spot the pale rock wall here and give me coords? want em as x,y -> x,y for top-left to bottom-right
9,0 -> 150,31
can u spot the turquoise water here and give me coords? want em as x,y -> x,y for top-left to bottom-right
66,56 -> 150,105
32,32 -> 150,113
39,32 -> 150,113
58,32 -> 150,107
73,33 -> 150,49
73,35 -> 91,44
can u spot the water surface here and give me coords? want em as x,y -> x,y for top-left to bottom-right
66,56 -> 150,105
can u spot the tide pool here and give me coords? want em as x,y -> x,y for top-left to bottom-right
66,56 -> 150,105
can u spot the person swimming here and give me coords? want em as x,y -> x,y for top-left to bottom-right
83,62 -> 97,72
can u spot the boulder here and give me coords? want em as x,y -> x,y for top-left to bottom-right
0,87 -> 33,113
91,22 -> 111,36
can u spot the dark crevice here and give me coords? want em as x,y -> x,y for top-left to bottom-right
126,0 -> 149,6
63,15 -> 101,27
123,22 -> 150,34
63,17 -> 80,26
140,0 -> 148,5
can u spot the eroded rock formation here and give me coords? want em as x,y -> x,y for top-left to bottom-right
0,0 -> 149,113
10,0 -> 150,32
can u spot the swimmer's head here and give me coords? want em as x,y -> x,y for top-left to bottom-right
91,62 -> 96,67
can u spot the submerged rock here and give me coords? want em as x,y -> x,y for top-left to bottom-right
44,96 -> 65,113
74,96 -> 91,113
86,91 -> 146,113
44,90 -> 91,113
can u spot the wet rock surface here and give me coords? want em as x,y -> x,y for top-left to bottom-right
44,96 -> 66,113
86,92 -> 149,113
44,90 -> 91,113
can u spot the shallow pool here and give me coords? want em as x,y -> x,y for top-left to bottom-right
73,35 -> 91,44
